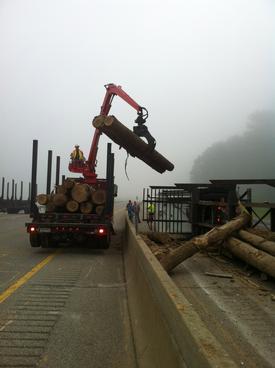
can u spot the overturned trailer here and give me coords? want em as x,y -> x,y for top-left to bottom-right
142,180 -> 275,236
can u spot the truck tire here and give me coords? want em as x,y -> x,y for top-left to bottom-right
40,234 -> 52,248
98,235 -> 110,249
30,234 -> 41,247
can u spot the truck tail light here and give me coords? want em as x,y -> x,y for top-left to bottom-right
29,225 -> 37,233
98,227 -> 106,235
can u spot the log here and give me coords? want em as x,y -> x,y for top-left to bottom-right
247,228 -> 275,242
91,189 -> 106,205
56,185 -> 67,195
63,179 -> 75,190
160,213 -> 251,272
66,200 -> 79,213
71,184 -> 90,203
46,202 -> 56,212
95,205 -> 104,216
36,194 -> 49,205
147,232 -> 172,244
237,229 -> 275,256
93,115 -> 174,174
224,237 -> 275,279
80,201 -> 93,214
52,193 -> 67,207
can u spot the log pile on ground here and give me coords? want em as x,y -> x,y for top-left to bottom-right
36,179 -> 106,215
142,213 -> 275,280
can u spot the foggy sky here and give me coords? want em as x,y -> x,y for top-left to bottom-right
0,0 -> 274,200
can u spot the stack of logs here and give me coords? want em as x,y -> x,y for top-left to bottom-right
36,179 -> 106,215
148,213 -> 275,280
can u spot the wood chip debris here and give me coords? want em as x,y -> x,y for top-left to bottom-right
205,272 -> 233,279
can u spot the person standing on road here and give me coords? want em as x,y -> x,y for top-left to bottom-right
133,201 -> 141,224
147,202 -> 155,230
126,200 -> 134,222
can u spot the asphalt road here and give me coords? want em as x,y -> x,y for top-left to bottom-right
0,211 -> 137,368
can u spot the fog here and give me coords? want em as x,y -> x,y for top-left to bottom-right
0,0 -> 274,201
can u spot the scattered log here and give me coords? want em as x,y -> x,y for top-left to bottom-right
91,189 -> 106,205
237,229 -> 275,257
52,193 -> 67,207
66,200 -> 79,213
160,213 -> 251,272
224,237 -> 275,279
95,205 -> 104,216
247,228 -> 275,242
147,232 -> 172,244
71,184 -> 90,203
80,201 -> 93,214
93,115 -> 174,174
36,194 -> 49,205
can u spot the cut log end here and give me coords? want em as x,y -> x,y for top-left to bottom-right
80,202 -> 93,214
66,200 -> 79,213
92,189 -> 106,205
36,194 -> 49,206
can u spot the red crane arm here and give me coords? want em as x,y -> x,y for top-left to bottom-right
87,84 -> 144,172
100,83 -> 143,115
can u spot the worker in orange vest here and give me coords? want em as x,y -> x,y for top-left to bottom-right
70,145 -> 85,161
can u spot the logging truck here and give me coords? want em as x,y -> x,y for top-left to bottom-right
26,83 -> 165,248
26,141 -> 115,248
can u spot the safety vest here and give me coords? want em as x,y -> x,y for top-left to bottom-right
71,149 -> 84,160
147,203 -> 155,214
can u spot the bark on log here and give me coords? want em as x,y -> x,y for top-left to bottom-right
160,213 -> 251,272
237,229 -> 275,256
66,200 -> 79,213
224,237 -> 275,279
147,232 -> 172,244
63,179 -> 75,190
91,189 -> 106,205
95,205 -> 104,216
52,193 -> 67,207
247,228 -> 275,242
56,185 -> 67,195
93,115 -> 174,174
80,201 -> 93,214
71,184 -> 90,203
46,202 -> 56,212
36,194 -> 49,205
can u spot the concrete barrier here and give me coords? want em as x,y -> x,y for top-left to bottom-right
124,216 -> 238,368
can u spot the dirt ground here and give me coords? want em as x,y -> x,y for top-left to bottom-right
140,229 -> 275,368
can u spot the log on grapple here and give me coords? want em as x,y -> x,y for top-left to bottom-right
93,115 -> 174,174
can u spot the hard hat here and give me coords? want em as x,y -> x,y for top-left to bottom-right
75,144 -> 79,148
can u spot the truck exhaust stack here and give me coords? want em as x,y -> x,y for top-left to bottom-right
93,115 -> 174,174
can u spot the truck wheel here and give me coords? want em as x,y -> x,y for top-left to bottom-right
30,234 -> 41,247
40,234 -> 51,248
98,235 -> 110,249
